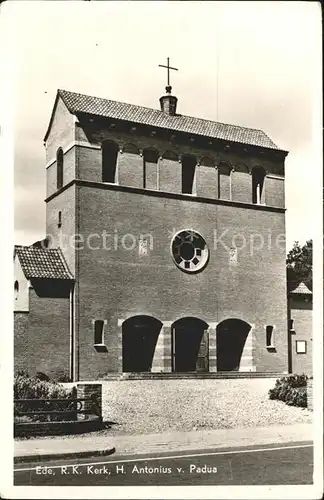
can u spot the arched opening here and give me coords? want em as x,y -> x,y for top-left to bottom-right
200,157 -> 215,168
172,317 -> 209,372
143,148 -> 159,189
102,140 -> 119,183
181,154 -> 197,194
14,280 -> 19,300
216,319 -> 251,371
56,148 -> 64,189
123,143 -> 139,155
162,150 -> 178,161
252,166 -> 266,204
122,315 -> 163,372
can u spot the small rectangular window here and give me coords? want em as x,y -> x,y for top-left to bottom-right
58,211 -> 62,228
296,340 -> 307,354
94,320 -> 104,345
266,325 -> 275,347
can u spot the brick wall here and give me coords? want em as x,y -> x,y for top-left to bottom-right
46,147 -> 76,198
46,97 -> 75,162
75,125 -> 285,206
196,164 -> 218,198
77,146 -> 102,183
118,148 -> 144,188
43,105 -> 288,381
265,176 -> 285,208
159,156 -> 182,193
232,167 -> 252,203
14,286 -> 71,378
74,184 -> 287,380
46,184 -> 76,275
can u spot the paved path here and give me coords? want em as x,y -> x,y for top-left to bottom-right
15,423 -> 312,462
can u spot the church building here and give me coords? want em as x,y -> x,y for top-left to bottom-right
15,66 -> 311,381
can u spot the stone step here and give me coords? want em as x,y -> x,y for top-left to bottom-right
100,371 -> 286,381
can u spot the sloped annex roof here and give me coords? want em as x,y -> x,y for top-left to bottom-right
14,246 -> 73,280
44,89 -> 285,152
289,282 -> 312,295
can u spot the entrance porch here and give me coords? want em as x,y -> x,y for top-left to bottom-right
117,317 -> 256,374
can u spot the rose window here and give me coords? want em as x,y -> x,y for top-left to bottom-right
171,230 -> 209,273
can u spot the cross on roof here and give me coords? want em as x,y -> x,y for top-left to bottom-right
158,57 -> 178,93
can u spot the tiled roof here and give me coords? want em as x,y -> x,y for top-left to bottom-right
14,246 -> 73,280
290,282 -> 312,295
55,89 -> 282,151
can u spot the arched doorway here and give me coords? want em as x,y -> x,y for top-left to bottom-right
216,319 -> 251,371
172,317 -> 209,372
122,315 -> 162,372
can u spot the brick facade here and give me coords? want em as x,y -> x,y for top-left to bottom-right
15,89 -> 293,381
14,287 -> 71,378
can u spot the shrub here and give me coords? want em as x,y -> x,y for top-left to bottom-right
269,374 -> 308,408
36,371 -> 51,382
14,374 -> 77,422
15,369 -> 30,378
52,370 -> 71,383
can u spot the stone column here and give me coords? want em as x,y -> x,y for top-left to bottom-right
117,318 -> 124,372
157,157 -> 162,191
77,384 -> 102,421
208,323 -> 217,372
151,328 -> 165,372
162,321 -> 173,372
239,324 -> 256,372
115,148 -> 123,185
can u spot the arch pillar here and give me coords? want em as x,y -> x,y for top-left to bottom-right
151,326 -> 165,372
207,322 -> 217,372
239,323 -> 256,372
117,318 -> 124,372
114,149 -> 124,185
161,321 -> 172,372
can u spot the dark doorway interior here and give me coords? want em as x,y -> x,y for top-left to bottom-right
172,317 -> 209,372
122,315 -> 162,372
216,319 -> 251,371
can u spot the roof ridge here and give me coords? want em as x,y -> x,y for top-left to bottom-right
58,89 -> 269,135
15,244 -> 61,252
290,281 -> 312,294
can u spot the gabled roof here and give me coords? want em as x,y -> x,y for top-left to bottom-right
289,282 -> 312,295
44,89 -> 286,152
14,246 -> 73,280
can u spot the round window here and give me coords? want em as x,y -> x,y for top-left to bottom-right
171,230 -> 209,273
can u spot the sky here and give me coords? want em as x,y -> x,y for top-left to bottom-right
3,0 -> 322,250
